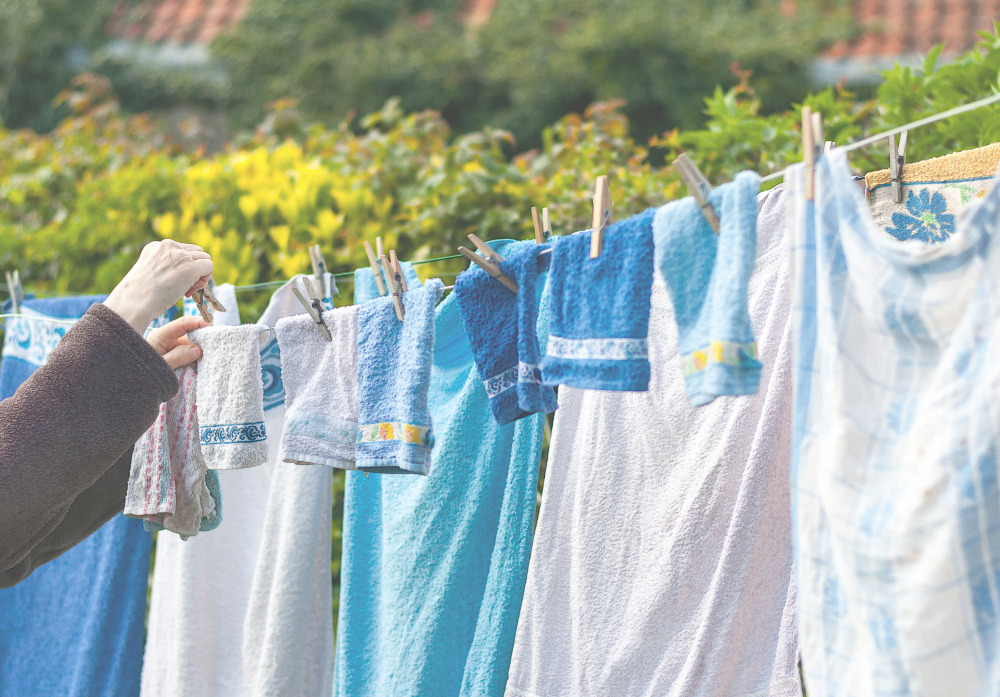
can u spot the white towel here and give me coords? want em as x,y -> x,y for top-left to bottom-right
189,324 -> 269,470
276,306 -> 359,468
124,365 -> 218,538
141,279 -> 334,697
505,186 -> 800,697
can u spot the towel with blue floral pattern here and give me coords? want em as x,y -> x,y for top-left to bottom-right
865,141 -> 1000,244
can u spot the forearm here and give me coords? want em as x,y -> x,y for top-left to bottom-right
0,447 -> 133,588
0,304 -> 176,575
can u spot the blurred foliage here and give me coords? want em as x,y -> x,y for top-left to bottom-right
214,0 -> 854,148
0,0 -> 131,131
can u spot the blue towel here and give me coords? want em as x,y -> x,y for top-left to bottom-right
653,171 -> 762,405
335,240 -> 546,696
456,241 -> 557,424
0,296 -> 152,697
355,278 -> 444,474
540,209 -> 656,391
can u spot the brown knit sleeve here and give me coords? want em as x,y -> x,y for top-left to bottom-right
0,303 -> 177,584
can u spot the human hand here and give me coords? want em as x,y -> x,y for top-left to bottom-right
104,240 -> 214,334
147,316 -> 210,370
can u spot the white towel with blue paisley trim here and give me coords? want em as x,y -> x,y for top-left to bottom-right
190,324 -> 270,470
789,149 -> 1000,696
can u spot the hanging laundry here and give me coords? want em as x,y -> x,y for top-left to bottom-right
789,150 -> 1000,696
540,209 -> 656,391
0,297 -> 159,697
355,278 -> 444,475
506,187 -> 800,697
456,241 -> 558,425
142,278 -> 335,697
865,142 -> 1000,244
654,171 -> 763,405
125,364 -> 222,538
188,324 -> 269,469
277,305 -> 360,468
335,248 -> 545,697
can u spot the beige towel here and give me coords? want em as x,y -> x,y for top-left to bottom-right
865,142 -> 1000,244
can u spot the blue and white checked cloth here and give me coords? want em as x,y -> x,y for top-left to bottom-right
788,149 -> 1000,696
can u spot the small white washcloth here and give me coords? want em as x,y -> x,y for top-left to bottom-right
124,365 -> 219,538
190,324 -> 269,470
276,305 -> 360,468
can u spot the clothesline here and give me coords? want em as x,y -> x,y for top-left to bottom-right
758,91 -> 1000,183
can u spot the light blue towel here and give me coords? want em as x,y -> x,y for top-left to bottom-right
0,296 -> 152,697
456,241 -> 557,424
653,171 -> 762,406
540,209 -> 656,391
335,238 -> 546,697
355,278 -> 444,474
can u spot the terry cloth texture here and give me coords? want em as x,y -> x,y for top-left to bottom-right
456,241 -> 558,425
0,299 -> 171,697
540,209 -> 656,391
335,240 -> 546,697
506,186 -> 801,697
654,171 -> 763,405
864,141 -> 1000,244
189,324 -> 268,470
141,277 -> 334,697
125,365 -> 221,538
183,282 -> 241,324
277,305 -> 360,468
355,278 -> 444,475
354,262 -> 421,304
788,151 -> 1000,696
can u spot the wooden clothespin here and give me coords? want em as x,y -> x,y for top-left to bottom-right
389,250 -> 408,293
824,141 -> 836,153
193,291 -> 214,323
889,131 -> 908,203
531,207 -> 545,244
308,244 -> 329,301
673,154 -> 721,234
589,175 -> 612,258
363,241 -> 387,296
292,277 -> 333,341
802,106 -> 818,202
466,233 -> 504,265
542,208 -> 551,238
5,270 -> 23,315
379,251 -> 405,320
462,234 -> 518,292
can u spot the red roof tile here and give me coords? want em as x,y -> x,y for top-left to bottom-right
826,0 -> 998,59
106,0 -> 250,45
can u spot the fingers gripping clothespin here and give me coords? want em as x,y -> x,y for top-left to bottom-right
292,277 -> 333,341
589,176 -> 612,258
5,270 -> 23,315
458,234 -> 519,293
192,279 -> 227,324
889,131 -> 908,204
673,154 -> 721,234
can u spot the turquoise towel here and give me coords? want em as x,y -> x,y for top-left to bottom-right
335,238 -> 546,697
653,171 -> 762,405
355,278 -> 445,474
540,209 -> 656,391
456,241 -> 557,424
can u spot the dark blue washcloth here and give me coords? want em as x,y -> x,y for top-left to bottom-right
0,296 -> 152,697
456,241 -> 557,424
653,171 -> 762,405
355,278 -> 445,474
540,209 -> 656,391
